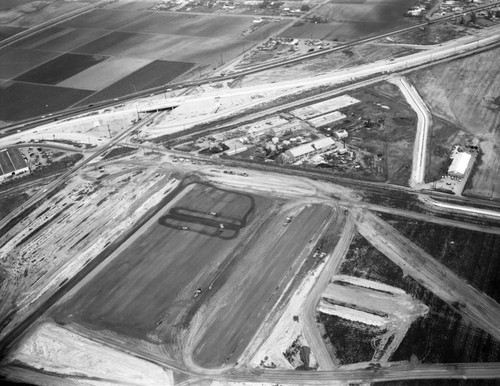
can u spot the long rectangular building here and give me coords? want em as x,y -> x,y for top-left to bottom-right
0,148 -> 29,182
284,137 -> 335,162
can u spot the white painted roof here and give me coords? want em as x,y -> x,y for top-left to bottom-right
286,137 -> 335,158
448,152 -> 471,175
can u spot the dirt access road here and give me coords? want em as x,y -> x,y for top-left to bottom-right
390,76 -> 431,188
300,215 -> 356,370
355,209 -> 500,342
189,203 -> 338,368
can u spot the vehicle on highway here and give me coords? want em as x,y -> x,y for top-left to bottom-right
177,226 -> 189,231
193,288 -> 203,298
218,224 -> 224,232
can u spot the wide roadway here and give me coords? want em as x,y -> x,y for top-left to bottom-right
191,203 -> 337,367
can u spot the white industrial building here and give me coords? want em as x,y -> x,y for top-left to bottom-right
284,137 -> 335,162
0,148 -> 29,183
448,152 -> 471,178
334,129 -> 348,139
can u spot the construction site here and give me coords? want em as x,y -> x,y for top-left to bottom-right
1,0 -> 500,385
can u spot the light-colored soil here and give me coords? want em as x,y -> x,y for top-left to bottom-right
8,322 -> 173,385
409,46 -> 500,199
58,57 -> 153,91
0,154 -> 179,341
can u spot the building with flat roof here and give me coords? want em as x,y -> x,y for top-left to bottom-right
0,148 -> 29,182
448,151 -> 471,178
284,137 -> 335,162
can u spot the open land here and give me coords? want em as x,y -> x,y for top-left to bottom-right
51,182 -> 269,341
381,213 -> 500,303
192,203 -> 337,367
1,0 -> 500,384
14,53 -> 108,85
409,46 -> 500,200
0,4 -> 288,123
280,0 -> 419,41
336,225 -> 500,365
0,0 -> 94,28
0,82 -> 93,122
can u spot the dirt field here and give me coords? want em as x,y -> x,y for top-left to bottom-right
0,25 -> 25,40
0,3 -> 287,122
192,203 -> 337,367
381,214 -> 500,304
50,182 -> 276,341
58,57 -> 152,91
60,9 -> 150,31
409,47 -> 500,199
338,231 -> 500,364
0,81 -> 93,121
15,53 -> 108,85
75,60 -> 195,105
0,0 -> 93,27
0,48 -> 59,79
280,0 -> 418,41
12,26 -> 109,52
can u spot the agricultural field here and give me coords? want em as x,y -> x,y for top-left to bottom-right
0,4 -> 287,123
0,0 -> 93,28
0,81 -> 93,122
409,46 -> 500,200
15,53 -> 108,85
280,0 -> 419,41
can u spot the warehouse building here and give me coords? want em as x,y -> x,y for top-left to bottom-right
284,137 -> 335,162
0,148 -> 30,182
448,152 -> 471,178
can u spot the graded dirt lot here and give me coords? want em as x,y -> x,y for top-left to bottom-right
50,182 -> 276,341
280,0 -> 418,41
409,47 -> 500,199
192,204 -> 338,367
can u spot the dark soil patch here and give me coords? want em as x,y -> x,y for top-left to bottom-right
379,214 -> 500,304
0,81 -> 93,122
0,193 -> 29,220
339,233 -> 500,364
15,53 -> 108,85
